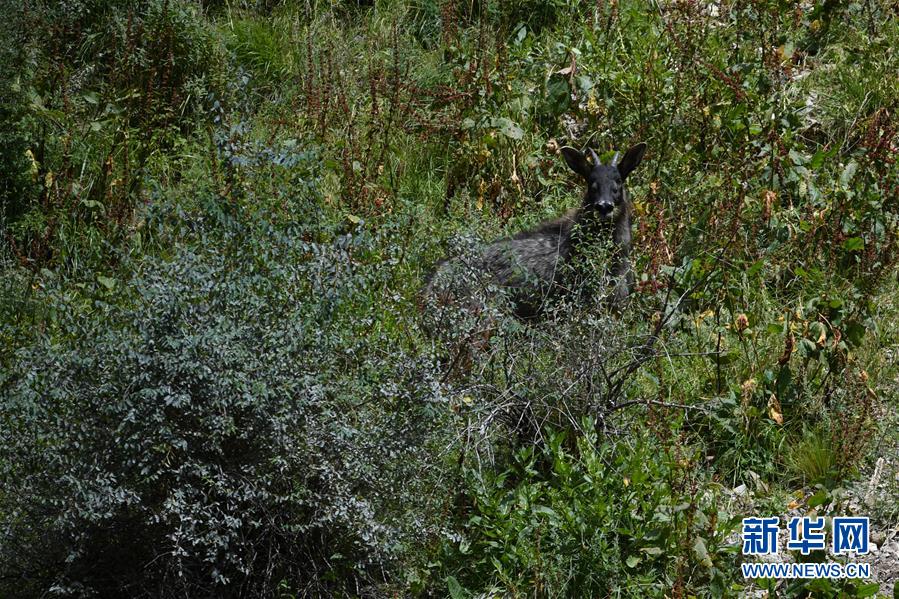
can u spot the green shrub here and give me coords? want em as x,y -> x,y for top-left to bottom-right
0,189 -> 446,597
438,426 -> 737,597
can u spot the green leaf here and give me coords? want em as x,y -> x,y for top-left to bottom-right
854,582 -> 879,597
693,537 -> 713,568
491,117 -> 524,140
490,556 -> 504,573
808,321 -> 827,343
807,489 -> 829,508
577,75 -> 594,92
747,260 -> 764,277
545,74 -> 571,115
788,149 -> 806,165
797,338 -> 818,357
446,575 -> 466,599
842,237 -> 864,251
515,24 -> 527,44
840,161 -> 858,187
626,555 -> 641,568
97,275 -> 116,290
81,199 -> 104,210
534,505 -> 558,519
810,150 -> 827,170
775,366 -> 792,398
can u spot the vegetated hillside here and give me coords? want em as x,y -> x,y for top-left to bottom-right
1,1 -> 897,597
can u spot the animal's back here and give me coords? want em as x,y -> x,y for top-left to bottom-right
482,209 -> 577,288
423,209 -> 577,319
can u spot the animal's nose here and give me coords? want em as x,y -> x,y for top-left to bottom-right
598,202 -> 613,216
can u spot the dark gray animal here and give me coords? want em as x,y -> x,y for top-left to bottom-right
425,142 -> 647,320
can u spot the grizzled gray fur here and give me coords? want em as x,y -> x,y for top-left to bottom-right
425,142 -> 647,320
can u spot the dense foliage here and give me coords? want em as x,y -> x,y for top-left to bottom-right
1,0 -> 897,597
3,169 -> 445,595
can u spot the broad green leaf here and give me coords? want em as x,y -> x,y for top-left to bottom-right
807,489 -> 829,508
788,149 -> 806,165
446,575 -> 466,599
515,25 -> 527,44
97,275 -> 116,290
491,117 -> 524,140
693,537 -> 713,568
840,161 -> 858,187
842,237 -> 864,251
747,260 -> 764,277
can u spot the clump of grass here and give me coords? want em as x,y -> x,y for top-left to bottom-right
785,428 -> 841,486
225,16 -> 294,82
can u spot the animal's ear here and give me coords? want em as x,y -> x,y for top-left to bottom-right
561,147 -> 592,180
617,142 -> 647,180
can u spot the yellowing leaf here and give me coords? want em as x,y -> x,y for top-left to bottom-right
767,394 -> 783,425
25,149 -> 39,180
633,201 -> 646,217
741,378 -> 757,400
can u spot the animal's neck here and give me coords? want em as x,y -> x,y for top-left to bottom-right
567,197 -> 631,268
573,206 -> 628,242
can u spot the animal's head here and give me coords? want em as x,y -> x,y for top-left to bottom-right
561,143 -> 647,221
